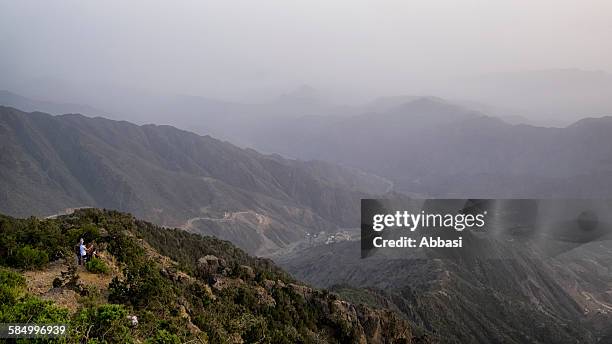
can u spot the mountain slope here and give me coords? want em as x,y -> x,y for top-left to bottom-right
278,238 -> 612,344
0,208 -> 431,343
0,106 -> 389,255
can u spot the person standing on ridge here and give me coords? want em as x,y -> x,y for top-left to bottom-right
79,238 -> 87,265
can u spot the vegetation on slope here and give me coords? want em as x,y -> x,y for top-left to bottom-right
0,209 -> 427,343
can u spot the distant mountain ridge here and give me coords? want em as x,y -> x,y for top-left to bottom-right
0,106 -> 389,255
251,96 -> 612,198
0,83 -> 360,148
0,90 -> 102,117
445,69 -> 612,125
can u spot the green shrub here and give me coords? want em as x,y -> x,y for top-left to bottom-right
86,257 -> 110,274
74,304 -> 132,343
12,245 -> 49,269
109,261 -> 172,309
68,224 -> 101,248
96,304 -> 128,325
146,329 -> 181,344
0,268 -> 26,304
107,232 -> 144,264
0,295 -> 70,323
0,268 -> 26,288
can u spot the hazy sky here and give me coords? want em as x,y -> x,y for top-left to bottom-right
1,0 -> 611,102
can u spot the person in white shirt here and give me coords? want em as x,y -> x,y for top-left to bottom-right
79,238 -> 87,265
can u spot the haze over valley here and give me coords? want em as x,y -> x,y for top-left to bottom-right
2,1 -> 612,343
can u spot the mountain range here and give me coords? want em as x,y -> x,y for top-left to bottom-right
6,87 -> 612,200
2,93 -> 612,343
0,106 -> 390,255
248,96 -> 612,199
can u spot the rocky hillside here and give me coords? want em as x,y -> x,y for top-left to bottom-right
279,238 -> 612,344
0,208 -> 430,343
0,106 -> 390,255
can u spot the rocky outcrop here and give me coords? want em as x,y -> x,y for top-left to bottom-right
322,297 -> 431,344
197,255 -> 227,276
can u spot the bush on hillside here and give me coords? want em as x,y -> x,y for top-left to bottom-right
0,268 -> 26,304
73,304 -> 133,343
86,257 -> 110,274
146,329 -> 182,344
12,245 -> 49,269
67,223 -> 101,248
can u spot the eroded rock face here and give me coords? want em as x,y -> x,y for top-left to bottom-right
238,265 -> 255,280
327,299 -> 425,344
278,290 -> 430,344
211,276 -> 245,291
288,283 -> 312,298
355,303 -> 431,344
197,255 -> 227,276
201,262 -> 427,343
253,286 -> 276,307
192,247 -> 429,342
